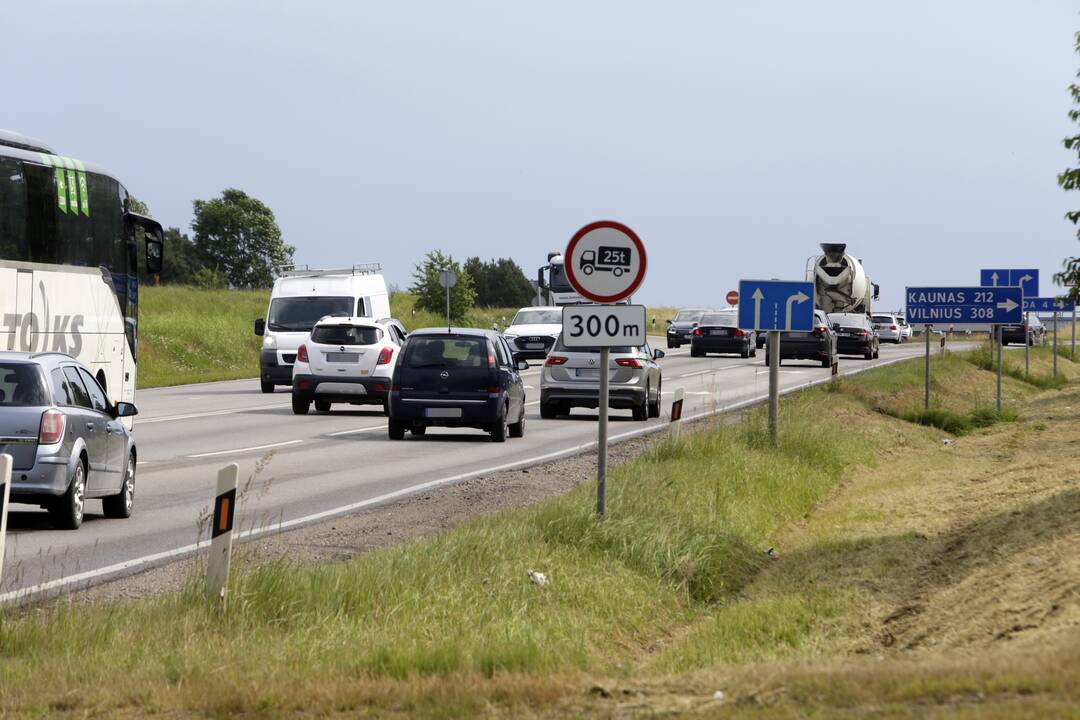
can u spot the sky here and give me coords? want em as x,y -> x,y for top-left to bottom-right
5,1 -> 1078,309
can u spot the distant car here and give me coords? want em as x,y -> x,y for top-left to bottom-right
388,328 -> 528,442
764,309 -> 838,368
690,311 -> 756,358
291,317 -> 406,415
502,306 -> 563,360
1002,315 -> 1046,346
897,316 -> 913,341
540,336 -> 664,421
828,313 -> 880,359
666,308 -> 711,348
0,352 -> 138,530
871,314 -> 904,344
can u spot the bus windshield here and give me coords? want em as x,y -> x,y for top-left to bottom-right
268,296 -> 353,332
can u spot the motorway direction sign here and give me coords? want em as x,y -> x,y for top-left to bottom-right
564,221 -> 647,303
980,269 -> 1038,298
1024,297 -> 1076,313
737,279 -> 815,332
906,286 -> 1023,325
726,290 -> 739,306
562,304 -> 646,348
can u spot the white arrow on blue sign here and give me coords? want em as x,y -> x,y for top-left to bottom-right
907,286 -> 1023,325
1023,297 -> 1076,313
738,279 -> 815,331
980,269 -> 1038,298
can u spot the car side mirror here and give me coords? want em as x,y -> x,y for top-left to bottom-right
254,318 -> 265,336
113,402 -> 138,418
653,349 -> 666,360
665,319 -> 673,325
516,359 -> 530,371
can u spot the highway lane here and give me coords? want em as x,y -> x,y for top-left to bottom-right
1,341 -> 931,600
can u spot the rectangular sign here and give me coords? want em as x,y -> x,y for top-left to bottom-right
562,304 -> 646,348
906,286 -> 1023,325
1023,297 -> 1076,313
980,268 -> 1038,298
738,279 -> 815,332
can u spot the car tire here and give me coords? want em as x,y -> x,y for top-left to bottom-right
750,345 -> 757,357
491,406 -> 509,443
314,400 -> 331,412
874,347 -> 880,359
50,458 -> 86,530
740,344 -> 750,358
410,425 -> 427,436
388,418 -> 406,440
667,341 -> 676,349
648,381 -> 661,418
632,395 -> 649,421
103,453 -> 135,519
691,346 -> 704,358
509,408 -> 526,438
292,396 -> 310,415
540,402 -> 557,419
260,381 -> 275,394
821,356 -> 831,368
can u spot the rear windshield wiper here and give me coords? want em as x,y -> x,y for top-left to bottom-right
409,362 -> 448,368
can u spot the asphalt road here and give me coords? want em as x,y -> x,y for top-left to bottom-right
1,339 -> 934,600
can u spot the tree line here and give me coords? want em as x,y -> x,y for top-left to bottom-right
408,250 -> 535,321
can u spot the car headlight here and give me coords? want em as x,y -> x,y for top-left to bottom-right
263,335 -> 276,349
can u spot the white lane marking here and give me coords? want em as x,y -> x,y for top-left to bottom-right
755,369 -> 805,375
140,403 -> 286,425
678,365 -> 745,378
327,426 -> 386,437
0,346 -> 960,605
187,439 -> 304,459
663,390 -> 711,396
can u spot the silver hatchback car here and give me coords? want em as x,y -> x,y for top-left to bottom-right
0,352 -> 138,529
539,336 -> 664,421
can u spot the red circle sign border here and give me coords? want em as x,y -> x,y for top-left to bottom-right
726,291 -> 739,306
563,220 -> 648,304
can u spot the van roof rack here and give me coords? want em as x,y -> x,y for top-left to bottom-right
279,264 -> 382,278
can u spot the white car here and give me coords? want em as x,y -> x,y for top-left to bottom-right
897,316 -> 913,341
290,316 -> 407,415
871,313 -> 904,343
502,306 -> 564,361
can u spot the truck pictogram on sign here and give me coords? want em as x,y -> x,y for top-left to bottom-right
580,246 -> 632,277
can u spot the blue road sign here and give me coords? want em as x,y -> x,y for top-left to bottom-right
1023,297 -> 1076,313
980,269 -> 1039,298
907,286 -> 1023,325
738,279 -> 815,331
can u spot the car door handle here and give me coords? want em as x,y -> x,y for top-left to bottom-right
86,422 -> 95,431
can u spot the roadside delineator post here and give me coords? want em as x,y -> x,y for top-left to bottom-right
670,387 -> 685,440
924,325 -> 931,410
207,463 -> 239,609
0,454 -> 11,587
1024,311 -> 1030,377
996,325 -> 1003,413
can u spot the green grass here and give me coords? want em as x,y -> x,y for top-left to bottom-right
967,345 -> 1069,390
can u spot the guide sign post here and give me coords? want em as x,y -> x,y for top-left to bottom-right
563,221 -> 648,519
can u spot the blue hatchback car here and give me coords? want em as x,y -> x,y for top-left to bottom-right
387,328 -> 528,442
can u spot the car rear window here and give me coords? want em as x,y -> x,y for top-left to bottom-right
674,311 -> 703,322
700,313 -> 737,326
871,316 -> 893,324
404,337 -> 490,368
0,362 -> 49,407
311,325 -> 382,345
553,335 -> 631,353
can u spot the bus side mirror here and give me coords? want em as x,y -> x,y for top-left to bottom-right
145,230 -> 163,275
254,318 -> 266,336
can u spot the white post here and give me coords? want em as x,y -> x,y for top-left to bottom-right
207,463 -> 239,609
670,386 -> 685,440
0,454 -> 11,587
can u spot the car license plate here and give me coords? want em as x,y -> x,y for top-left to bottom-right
787,331 -> 811,338
709,329 -> 729,336
424,407 -> 462,418
326,352 -> 359,363
575,368 -> 600,377
525,343 -> 545,350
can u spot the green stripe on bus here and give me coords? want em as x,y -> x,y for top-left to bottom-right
73,159 -> 89,216
55,168 -> 68,213
39,153 -> 53,167
65,168 -> 78,214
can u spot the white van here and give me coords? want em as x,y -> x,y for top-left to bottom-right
254,265 -> 390,393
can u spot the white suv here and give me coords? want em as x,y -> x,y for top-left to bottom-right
291,317 -> 406,414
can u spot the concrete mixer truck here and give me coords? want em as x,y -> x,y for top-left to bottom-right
806,243 -> 879,315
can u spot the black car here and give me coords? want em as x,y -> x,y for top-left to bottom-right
388,328 -> 528,442
1002,315 -> 1046,346
828,313 -> 880,359
690,312 -> 757,358
666,308 -> 710,348
764,310 -> 838,367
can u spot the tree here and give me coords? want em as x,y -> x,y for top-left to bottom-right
1057,31 -> 1080,302
191,189 -> 294,288
410,250 -> 476,322
464,256 -> 535,308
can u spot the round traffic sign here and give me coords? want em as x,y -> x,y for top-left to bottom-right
563,220 -> 647,303
438,270 -> 457,289
726,290 -> 739,306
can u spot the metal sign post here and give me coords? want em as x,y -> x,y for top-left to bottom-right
438,270 -> 457,332
996,325 -> 1003,412
562,221 -> 648,521
768,330 -> 780,441
1053,310 -> 1059,379
0,454 -> 11,588
924,325 -> 931,410
1024,311 -> 1030,377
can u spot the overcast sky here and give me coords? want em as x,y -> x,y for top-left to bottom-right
5,1 -> 1078,308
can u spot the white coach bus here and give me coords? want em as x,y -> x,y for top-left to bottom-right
0,130 -> 163,420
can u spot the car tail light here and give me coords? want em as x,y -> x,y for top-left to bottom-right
376,346 -> 394,365
488,354 -> 497,366
814,325 -> 827,336
297,378 -> 311,390
858,330 -> 870,337
487,386 -> 501,393
616,358 -> 643,368
39,409 -> 65,444
889,325 -> 897,331
374,382 -> 385,393
733,328 -> 745,337
545,356 -> 568,366
297,344 -> 309,363
692,328 -> 702,336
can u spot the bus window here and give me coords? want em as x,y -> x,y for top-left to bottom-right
0,157 -> 27,260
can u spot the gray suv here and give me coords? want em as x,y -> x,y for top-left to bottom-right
0,352 -> 138,529
540,336 -> 664,420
